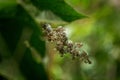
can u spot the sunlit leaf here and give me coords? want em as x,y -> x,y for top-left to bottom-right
30,0 -> 86,22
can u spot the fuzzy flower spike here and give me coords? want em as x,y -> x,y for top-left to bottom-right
42,23 -> 91,64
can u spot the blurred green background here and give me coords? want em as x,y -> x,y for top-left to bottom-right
0,0 -> 120,80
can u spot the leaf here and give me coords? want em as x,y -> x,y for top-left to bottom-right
0,75 -> 8,80
0,54 -> 2,63
30,33 -> 46,58
16,5 -> 46,57
0,3 -> 47,80
0,3 -> 45,55
20,49 -> 48,80
0,0 -> 17,18
30,0 -> 86,22
0,59 -> 25,80
0,17 -> 24,53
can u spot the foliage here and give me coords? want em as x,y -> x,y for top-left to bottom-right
1,0 -> 120,80
0,0 -> 85,80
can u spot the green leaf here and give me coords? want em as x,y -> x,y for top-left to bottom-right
0,3 -> 47,80
0,59 -> 25,80
16,5 -> 46,57
0,75 -> 8,80
20,49 -> 48,80
0,18 -> 24,53
30,0 -> 85,22
0,2 -> 16,56
30,33 -> 46,58
0,4 -> 44,54
0,0 -> 17,18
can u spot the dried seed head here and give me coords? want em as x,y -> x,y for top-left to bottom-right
42,23 -> 52,32
42,23 -> 91,64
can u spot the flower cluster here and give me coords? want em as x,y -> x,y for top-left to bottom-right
42,23 -> 91,64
